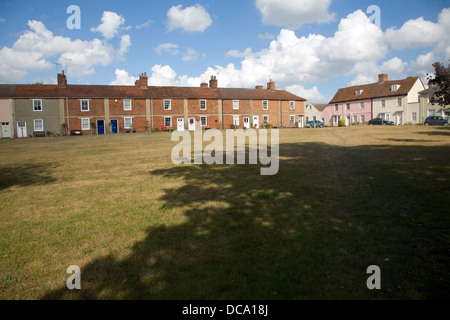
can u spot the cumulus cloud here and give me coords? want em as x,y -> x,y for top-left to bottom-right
0,17 -> 131,83
91,11 -> 126,39
255,0 -> 335,29
286,84 -> 328,102
109,69 -> 137,85
385,17 -> 444,50
380,57 -> 408,75
167,4 -> 212,32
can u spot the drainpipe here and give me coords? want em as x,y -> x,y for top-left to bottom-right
151,98 -> 153,131
66,97 -> 70,135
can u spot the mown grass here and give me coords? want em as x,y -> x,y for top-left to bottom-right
0,126 -> 449,300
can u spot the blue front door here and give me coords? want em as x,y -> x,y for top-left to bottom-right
110,120 -> 118,134
97,120 -> 105,135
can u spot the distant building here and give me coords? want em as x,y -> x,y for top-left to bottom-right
418,86 -> 450,123
323,74 -> 425,126
0,72 -> 306,137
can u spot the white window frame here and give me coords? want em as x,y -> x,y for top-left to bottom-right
382,100 -> 386,108
233,100 -> 239,110
80,99 -> 90,112
262,100 -> 268,110
81,118 -> 90,130
34,119 -> 43,132
200,100 -> 207,110
391,85 -> 400,92
412,112 -> 417,122
360,115 -> 365,123
124,117 -> 132,129
397,98 -> 402,107
355,90 -> 362,96
289,101 -> 295,111
123,99 -> 132,111
290,115 -> 295,125
263,115 -> 269,124
360,102 -> 365,109
200,116 -> 207,127
164,116 -> 172,127
33,99 -> 42,112
385,113 -> 390,121
164,99 -> 172,111
233,115 -> 239,125
334,104 -> 339,111
346,103 -> 350,110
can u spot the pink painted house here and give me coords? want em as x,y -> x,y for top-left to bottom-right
322,99 -> 372,126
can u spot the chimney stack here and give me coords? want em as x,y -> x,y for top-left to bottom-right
209,75 -> 218,89
57,70 -> 67,88
200,83 -> 208,88
267,79 -> 275,90
255,85 -> 263,90
136,72 -> 148,89
378,74 -> 388,83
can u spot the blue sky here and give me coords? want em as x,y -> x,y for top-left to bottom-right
0,0 -> 449,102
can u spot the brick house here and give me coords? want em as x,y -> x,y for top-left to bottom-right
1,72 -> 305,136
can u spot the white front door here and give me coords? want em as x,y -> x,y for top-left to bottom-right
253,116 -> 259,129
298,115 -> 303,128
1,122 -> 11,138
17,121 -> 27,138
177,118 -> 184,131
397,113 -> 403,125
188,118 -> 195,131
243,117 -> 250,129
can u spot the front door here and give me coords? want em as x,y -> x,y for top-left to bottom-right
298,115 -> 303,128
110,120 -> 118,134
188,118 -> 195,131
253,116 -> 259,129
97,120 -> 105,135
243,117 -> 250,129
1,122 -> 11,138
177,118 -> 184,131
17,121 -> 27,138
396,113 -> 403,125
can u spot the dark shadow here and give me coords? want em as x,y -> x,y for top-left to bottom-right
0,163 -> 58,190
41,141 -> 450,300
385,139 -> 437,143
418,127 -> 450,136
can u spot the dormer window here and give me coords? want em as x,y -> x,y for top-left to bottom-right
355,90 -> 362,96
391,85 -> 400,92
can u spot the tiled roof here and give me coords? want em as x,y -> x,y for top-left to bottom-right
0,85 -> 16,98
5,84 -> 306,101
329,77 -> 421,104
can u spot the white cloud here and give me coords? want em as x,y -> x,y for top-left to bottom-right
110,69 -> 136,85
0,18 -> 131,83
167,4 -> 212,32
385,17 -> 444,50
182,48 -> 199,61
155,43 -> 179,55
91,11 -> 125,39
136,20 -> 154,29
255,0 -> 335,29
286,84 -> 328,102
258,32 -> 275,40
380,57 -> 408,75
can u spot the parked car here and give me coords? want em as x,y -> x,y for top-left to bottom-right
368,118 -> 394,126
306,120 -> 324,128
424,116 -> 449,126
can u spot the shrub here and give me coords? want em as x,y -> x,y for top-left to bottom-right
339,119 -> 346,127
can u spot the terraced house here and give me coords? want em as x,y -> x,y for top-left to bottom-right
323,74 -> 425,126
0,72 -> 306,138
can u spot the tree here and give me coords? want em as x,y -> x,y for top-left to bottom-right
427,62 -> 450,107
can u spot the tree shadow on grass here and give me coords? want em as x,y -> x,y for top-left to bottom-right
41,142 -> 450,300
0,163 -> 57,190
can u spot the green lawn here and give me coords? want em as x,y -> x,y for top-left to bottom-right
0,126 -> 449,299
